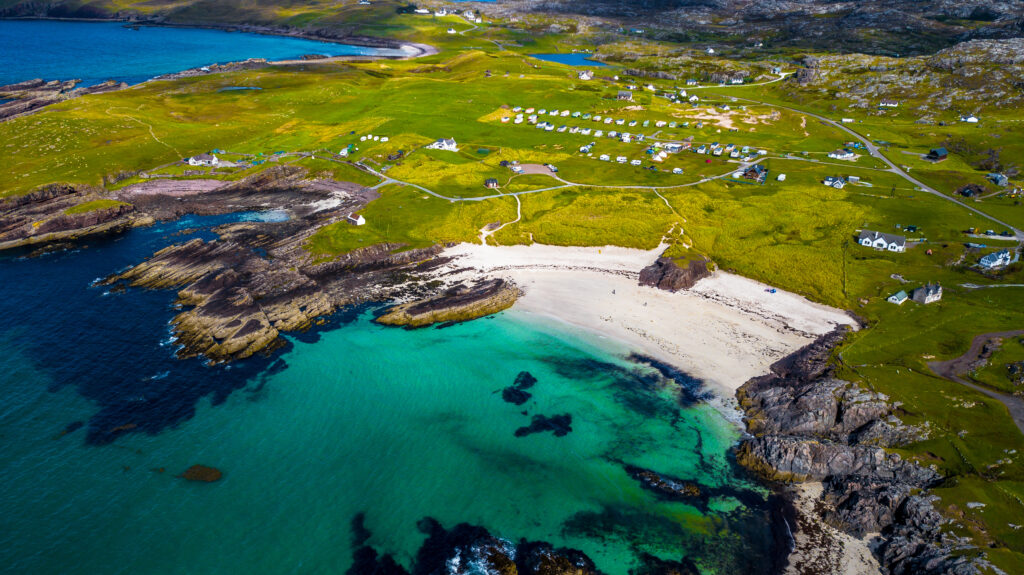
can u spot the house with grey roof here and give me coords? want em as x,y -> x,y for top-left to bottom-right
858,230 -> 906,252
980,249 -> 1012,269
911,283 -> 942,304
426,138 -> 458,152
187,153 -> 219,167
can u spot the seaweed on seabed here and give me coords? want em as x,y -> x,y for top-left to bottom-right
501,370 -> 537,405
514,413 -> 572,437
627,353 -> 711,407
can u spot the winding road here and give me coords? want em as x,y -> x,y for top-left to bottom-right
715,93 -> 1024,241
928,330 -> 1024,436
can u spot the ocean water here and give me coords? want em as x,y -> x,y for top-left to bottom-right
0,218 -> 779,574
0,20 -> 404,86
531,53 -> 608,67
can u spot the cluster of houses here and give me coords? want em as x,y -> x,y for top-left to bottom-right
858,229 -> 907,252
411,7 -> 482,23
888,283 -> 942,305
694,142 -> 767,161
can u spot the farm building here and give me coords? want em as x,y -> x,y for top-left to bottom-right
879,99 -> 899,108
887,290 -> 909,305
484,178 -> 499,189
617,90 -> 633,101
926,148 -> 948,162
347,213 -> 366,226
828,149 -> 855,160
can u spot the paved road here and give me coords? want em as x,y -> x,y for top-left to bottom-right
929,330 -> 1024,437
718,94 -> 1024,242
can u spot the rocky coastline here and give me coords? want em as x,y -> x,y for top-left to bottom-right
734,327 -> 988,575
0,78 -> 127,122
1,166 -> 519,363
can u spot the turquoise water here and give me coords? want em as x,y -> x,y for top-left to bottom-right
531,53 -> 608,67
0,20 -> 404,86
0,218 -> 777,574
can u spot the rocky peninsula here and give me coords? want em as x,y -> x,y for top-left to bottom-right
735,328 -> 989,575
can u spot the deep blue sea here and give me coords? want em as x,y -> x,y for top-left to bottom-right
0,20 -> 403,86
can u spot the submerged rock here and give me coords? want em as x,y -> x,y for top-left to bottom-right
180,464 -> 223,482
514,414 -> 573,437
502,371 -> 538,405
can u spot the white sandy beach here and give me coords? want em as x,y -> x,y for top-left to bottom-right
436,242 -> 856,397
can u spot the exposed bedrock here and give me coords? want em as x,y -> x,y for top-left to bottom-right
0,183 -> 148,251
375,278 -> 520,327
734,326 -> 983,575
638,257 -> 712,292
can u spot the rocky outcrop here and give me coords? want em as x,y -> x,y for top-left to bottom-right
0,78 -> 127,122
375,279 -> 519,327
735,327 -> 980,575
0,183 -> 148,251
638,257 -> 712,292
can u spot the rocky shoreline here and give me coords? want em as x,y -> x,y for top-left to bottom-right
734,327 -> 988,575
1,166 -> 519,363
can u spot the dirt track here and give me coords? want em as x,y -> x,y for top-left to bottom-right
928,330 -> 1024,436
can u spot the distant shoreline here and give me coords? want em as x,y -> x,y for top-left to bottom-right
0,16 -> 438,61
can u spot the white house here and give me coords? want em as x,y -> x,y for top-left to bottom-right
912,283 -> 942,304
347,213 -> 366,226
706,47 -> 715,54
414,8 -> 430,14
578,70 -> 594,81
880,99 -> 899,108
960,114 -> 980,123
858,230 -> 906,252
824,176 -> 846,189
187,153 -> 219,167
887,290 -> 909,305
689,95 -> 699,102
841,118 -> 854,123
427,138 -> 458,152
777,173 -> 787,181
446,28 -> 457,34
828,149 -> 856,160
980,249 -> 1012,269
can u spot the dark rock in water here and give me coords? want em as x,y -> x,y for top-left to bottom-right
180,464 -> 223,482
626,465 -> 702,499
502,386 -> 532,405
56,420 -> 84,438
629,552 -> 700,575
638,257 -> 711,292
515,414 -> 572,437
628,353 -> 709,407
502,370 -> 538,405
514,371 -> 537,390
623,464 -> 765,514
